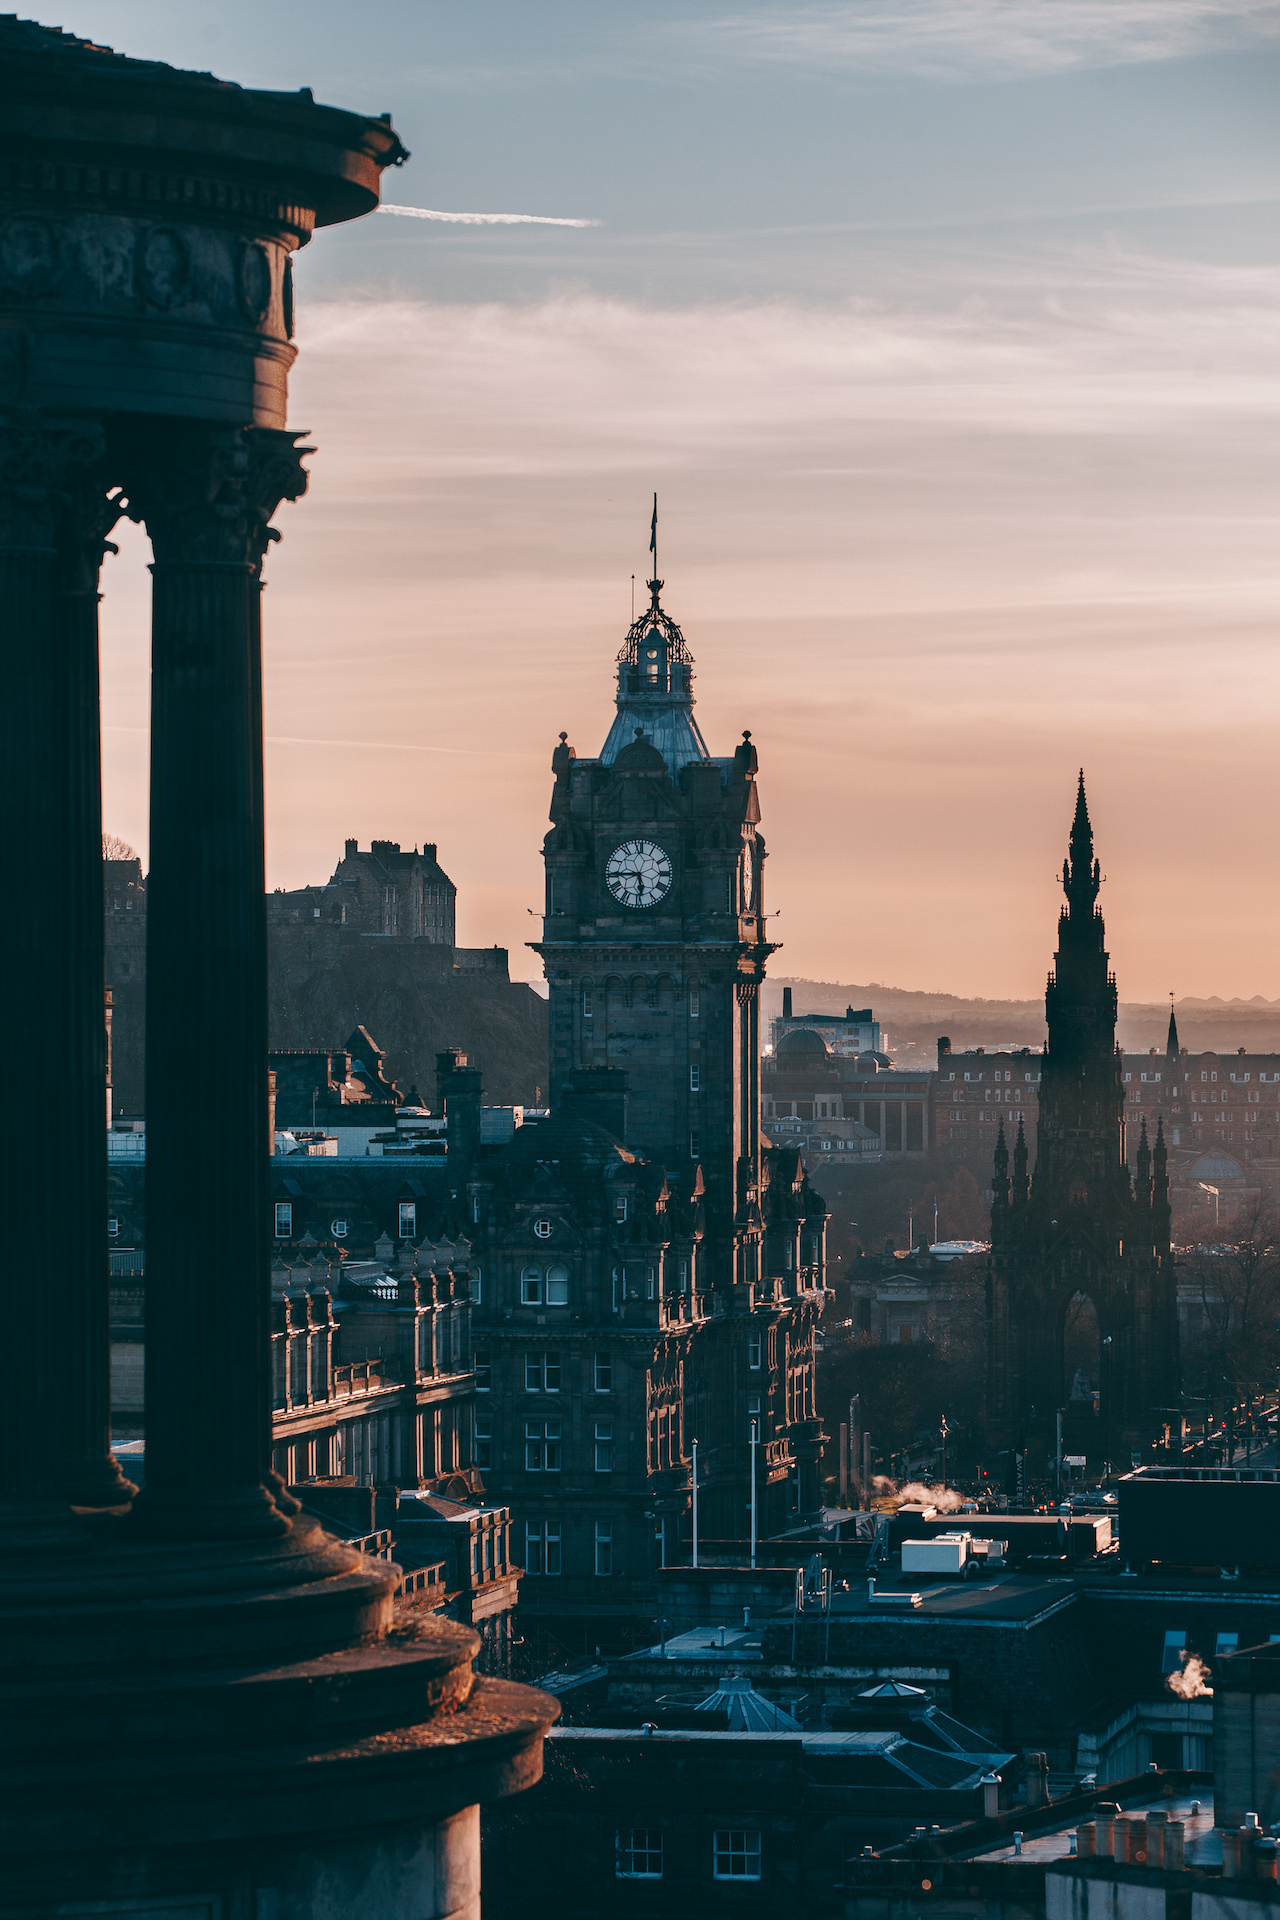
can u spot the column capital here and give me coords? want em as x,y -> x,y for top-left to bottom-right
0,407 -> 108,555
120,423 -> 312,571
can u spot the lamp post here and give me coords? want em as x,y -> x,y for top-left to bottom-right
1102,1336 -> 1113,1482
750,1418 -> 758,1569
692,1437 -> 699,1569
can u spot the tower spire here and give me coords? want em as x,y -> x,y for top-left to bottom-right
992,1120 -> 1010,1215
1063,768 -> 1100,916
1012,1114 -> 1028,1208
1166,994 -> 1179,1062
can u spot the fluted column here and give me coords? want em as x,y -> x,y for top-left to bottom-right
121,423 -> 310,1536
0,407 -> 134,1522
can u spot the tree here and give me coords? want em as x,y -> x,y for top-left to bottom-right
102,833 -> 137,861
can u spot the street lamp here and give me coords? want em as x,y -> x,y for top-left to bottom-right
750,1417 -> 759,1569
940,1415 -> 949,1489
1101,1336 -> 1113,1482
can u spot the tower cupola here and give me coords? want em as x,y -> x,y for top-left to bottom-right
600,578 -> 711,775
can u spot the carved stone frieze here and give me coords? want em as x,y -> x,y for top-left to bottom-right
119,423 -> 312,571
0,211 -> 293,338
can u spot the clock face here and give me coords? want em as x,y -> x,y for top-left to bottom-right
605,838 -> 673,909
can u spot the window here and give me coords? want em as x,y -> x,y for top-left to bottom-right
274,1201 -> 293,1238
714,1831 -> 761,1880
1216,1631 -> 1239,1659
595,1421 -> 614,1472
470,1266 -> 482,1304
533,1217 -> 552,1239
679,1258 -> 689,1294
475,1348 -> 491,1392
690,989 -> 700,1019
748,1333 -> 762,1370
617,1830 -> 663,1880
521,1265 -> 543,1305
525,1420 -> 562,1470
546,1264 -> 570,1307
595,1352 -> 612,1392
471,1194 -> 481,1224
398,1200 -> 416,1238
526,1351 -> 561,1392
1160,1629 -> 1187,1675
615,1195 -> 629,1223
525,1520 -> 561,1575
474,1413 -> 492,1470
646,1267 -> 656,1301
330,1218 -> 348,1239
107,1216 -> 120,1239
595,1521 -> 613,1575
583,986 -> 594,1020
690,1131 -> 700,1159
690,1064 -> 701,1092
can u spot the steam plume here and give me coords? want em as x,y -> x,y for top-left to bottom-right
875,1477 -> 968,1512
1166,1651 -> 1213,1699
379,205 -> 600,228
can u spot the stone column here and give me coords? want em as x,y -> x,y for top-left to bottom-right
121,422 -> 310,1537
0,406 -> 134,1519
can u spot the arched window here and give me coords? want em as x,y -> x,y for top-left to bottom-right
521,1265 -> 543,1305
545,1264 -> 570,1307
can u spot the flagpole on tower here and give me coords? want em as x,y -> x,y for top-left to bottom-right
649,491 -> 659,607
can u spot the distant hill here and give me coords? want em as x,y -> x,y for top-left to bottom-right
766,978 -> 1280,1064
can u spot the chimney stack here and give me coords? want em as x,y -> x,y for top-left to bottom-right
436,1050 -> 483,1182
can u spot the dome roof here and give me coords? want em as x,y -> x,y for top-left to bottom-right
612,729 -> 668,773
778,1027 -> 828,1058
1191,1152 -> 1245,1182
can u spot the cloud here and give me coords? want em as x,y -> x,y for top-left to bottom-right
293,252 -> 1280,498
676,0 -> 1280,81
379,205 -> 601,228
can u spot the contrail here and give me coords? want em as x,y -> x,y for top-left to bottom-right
378,204 -> 600,228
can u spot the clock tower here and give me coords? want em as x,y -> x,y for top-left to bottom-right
535,576 -> 771,1272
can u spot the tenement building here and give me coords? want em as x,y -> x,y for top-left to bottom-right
986,777 -> 1180,1464
467,578 -> 829,1625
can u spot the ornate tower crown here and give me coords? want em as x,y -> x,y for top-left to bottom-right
600,580 -> 711,775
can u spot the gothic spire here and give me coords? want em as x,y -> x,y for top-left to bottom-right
992,1120 -> 1010,1214
1135,1116 -> 1152,1205
1166,1001 -> 1180,1061
1012,1114 -> 1028,1208
1063,768 -> 1100,917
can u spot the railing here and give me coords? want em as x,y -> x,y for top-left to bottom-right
347,1529 -> 395,1560
332,1360 -> 400,1399
399,1561 -> 448,1596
